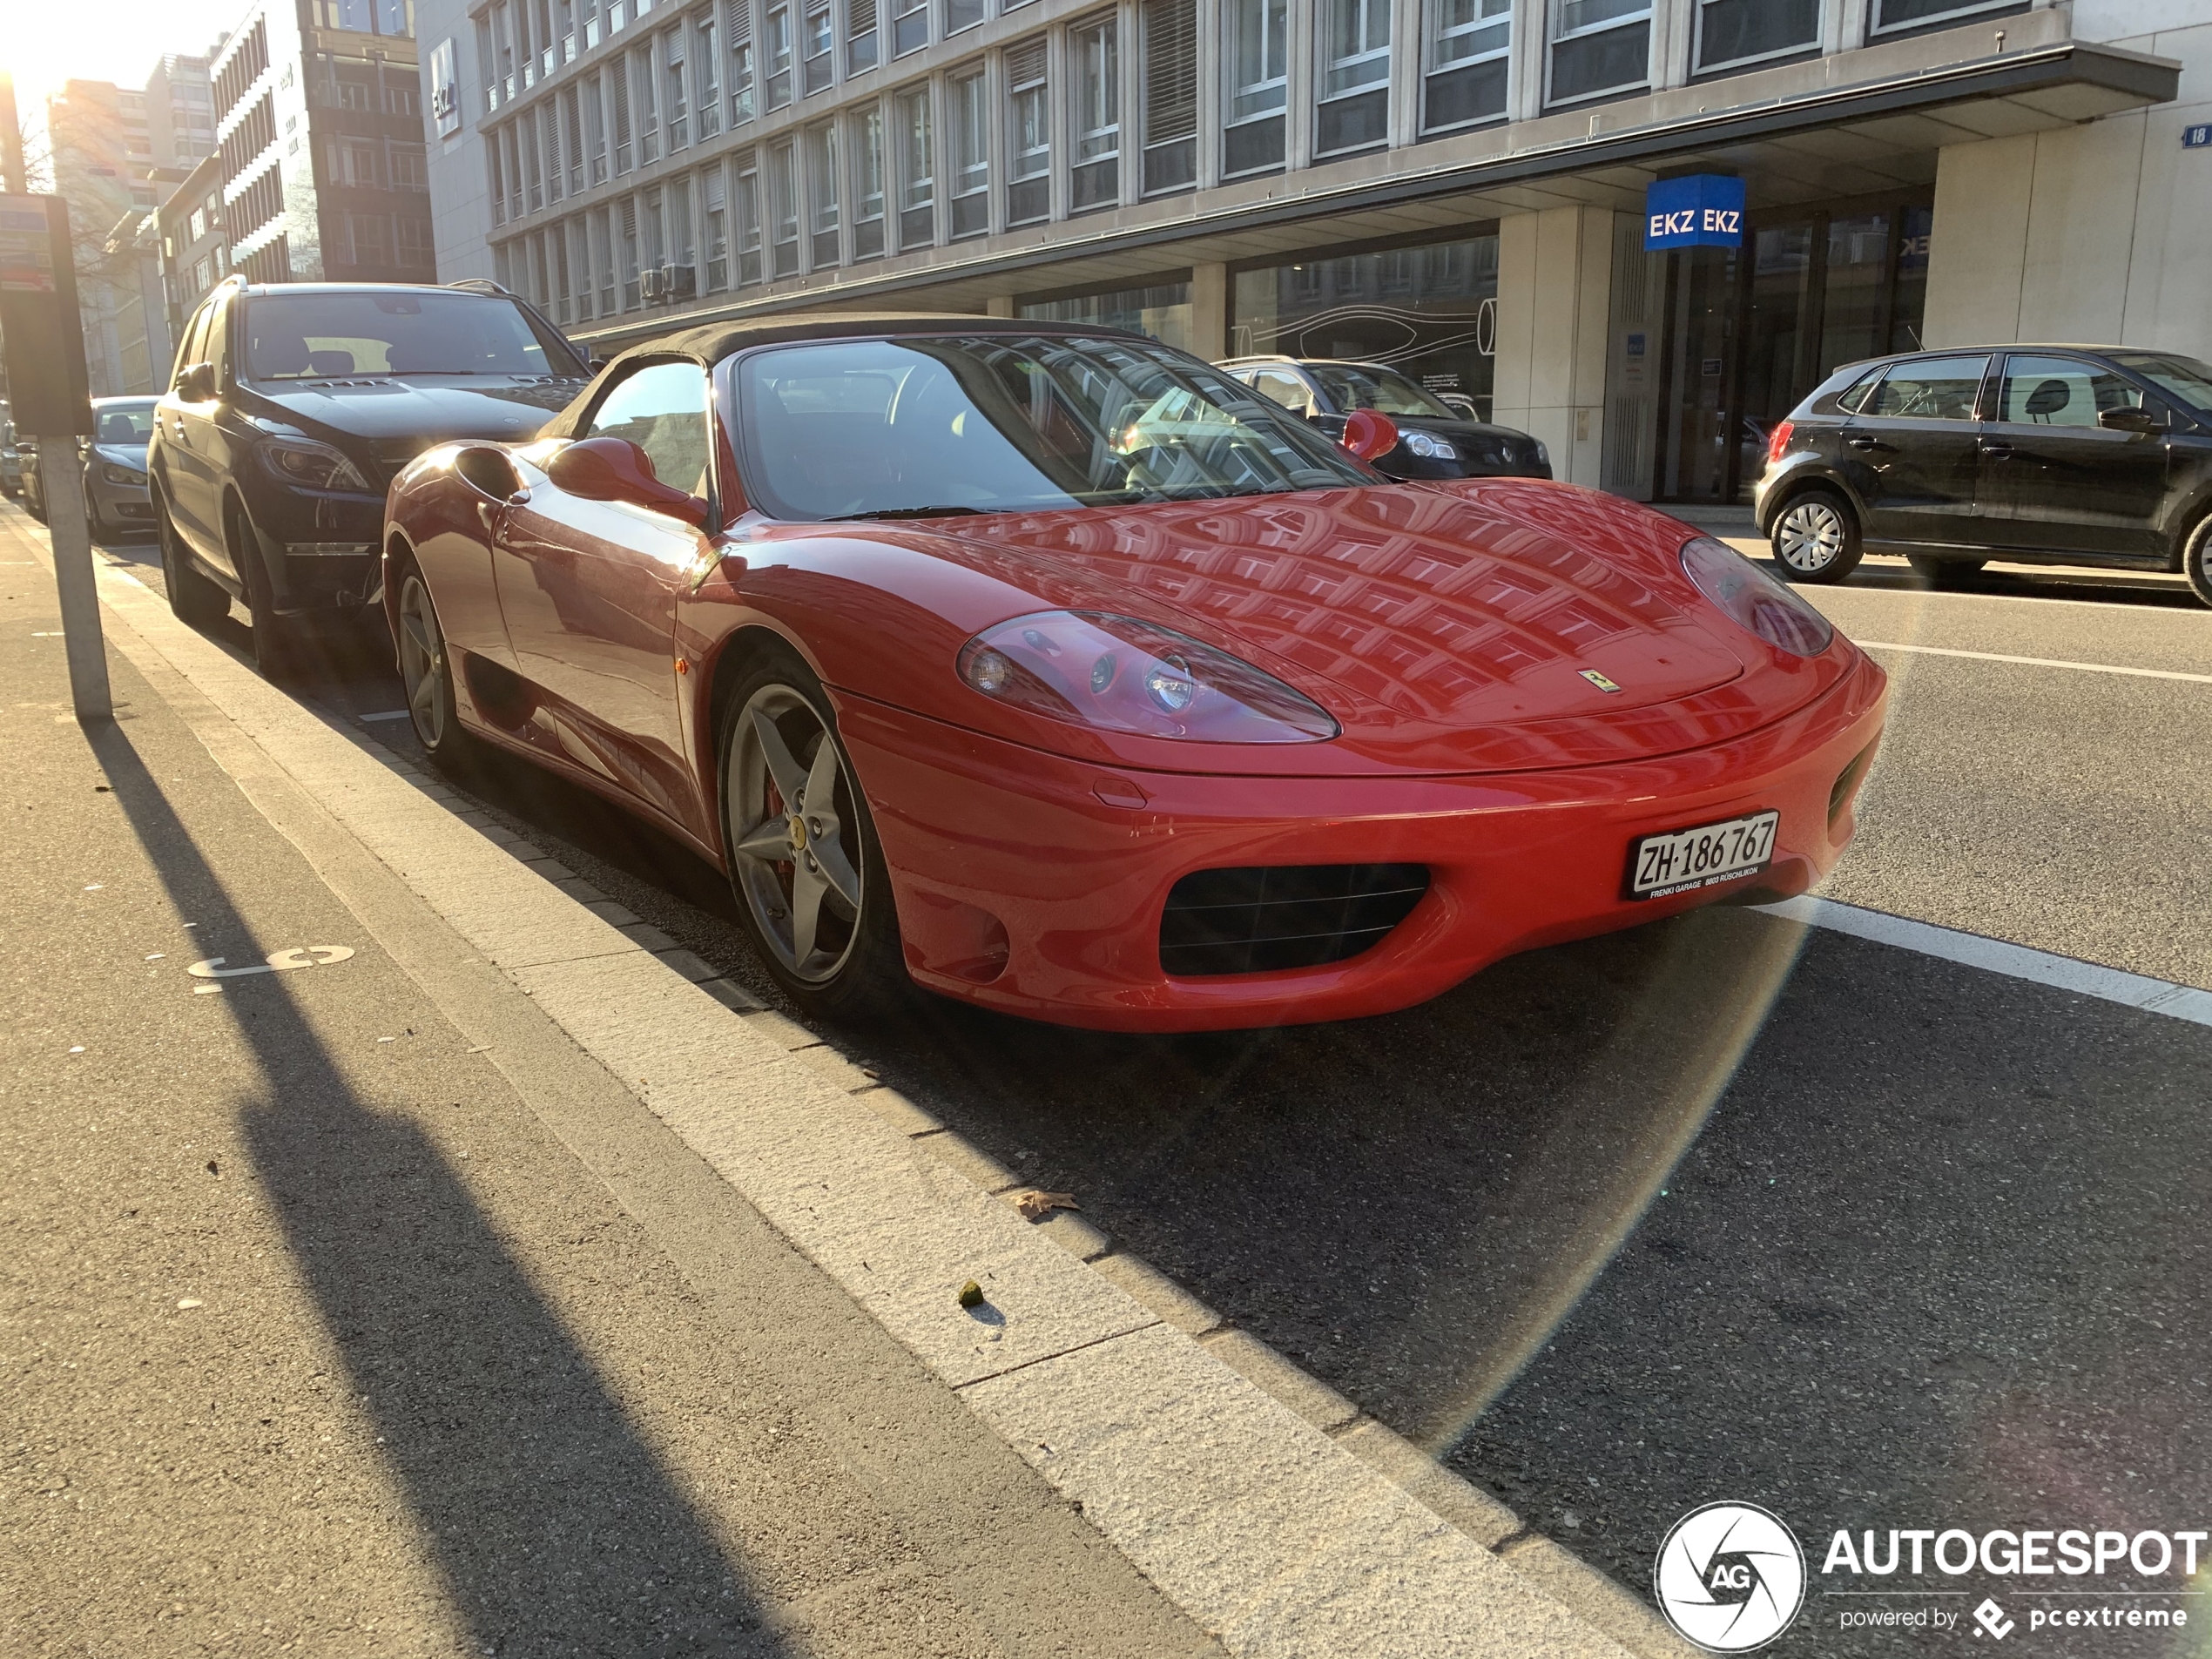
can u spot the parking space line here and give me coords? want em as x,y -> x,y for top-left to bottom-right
1758,896 -> 2212,1028
1854,640 -> 2212,685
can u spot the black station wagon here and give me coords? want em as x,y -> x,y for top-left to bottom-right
1753,346 -> 2212,607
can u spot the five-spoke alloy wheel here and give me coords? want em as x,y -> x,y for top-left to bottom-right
1770,489 -> 1863,583
397,570 -> 465,757
720,654 -> 906,1014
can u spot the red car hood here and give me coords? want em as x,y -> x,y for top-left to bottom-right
740,479 -> 1858,776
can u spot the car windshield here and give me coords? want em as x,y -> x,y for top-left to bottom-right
2109,353 -> 2212,413
732,334 -> 1375,520
93,401 -> 159,444
1305,363 -> 1459,420
241,291 -> 583,381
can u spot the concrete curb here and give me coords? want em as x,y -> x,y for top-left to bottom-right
64,539 -> 1689,1659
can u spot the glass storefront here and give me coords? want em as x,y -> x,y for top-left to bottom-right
1611,192 -> 1933,502
1018,279 -> 1194,354
1230,230 -> 1501,419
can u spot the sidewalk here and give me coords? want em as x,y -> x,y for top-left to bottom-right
0,511 -> 1219,1656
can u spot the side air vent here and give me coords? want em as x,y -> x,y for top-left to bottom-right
1159,863 -> 1430,977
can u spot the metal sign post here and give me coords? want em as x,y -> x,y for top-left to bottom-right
0,192 -> 107,719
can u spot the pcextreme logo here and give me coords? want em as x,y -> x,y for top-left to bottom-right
1654,1502 -> 1808,1652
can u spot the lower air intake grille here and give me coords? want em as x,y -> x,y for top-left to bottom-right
1159,863 -> 1430,978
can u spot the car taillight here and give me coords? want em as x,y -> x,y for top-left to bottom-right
1765,420 -> 1795,464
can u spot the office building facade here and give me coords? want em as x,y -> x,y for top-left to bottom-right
415,0 -> 2193,502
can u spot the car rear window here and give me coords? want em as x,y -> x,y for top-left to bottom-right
1862,355 -> 1989,421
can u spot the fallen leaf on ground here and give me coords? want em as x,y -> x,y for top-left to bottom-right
1012,1190 -> 1079,1221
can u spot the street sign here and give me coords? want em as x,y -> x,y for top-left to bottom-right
2185,124 -> 2212,149
1644,175 -> 1747,250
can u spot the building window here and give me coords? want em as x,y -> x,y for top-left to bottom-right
1005,37 -> 1049,226
896,84 -> 934,247
570,218 -> 595,319
806,122 -> 840,266
1874,0 -> 2016,31
945,0 -> 985,35
948,66 -> 988,239
725,0 -> 756,123
1694,0 -> 1815,71
847,0 -> 879,74
1139,0 -> 1196,195
1317,0 -> 1388,154
504,124 -> 526,219
670,174 -> 695,289
611,60 -> 634,170
1021,278 -> 1191,351
1425,0 -> 1507,131
769,138 -> 800,273
1070,15 -> 1119,212
620,194 -> 642,307
704,163 -> 730,286
665,29 -> 690,147
391,145 -> 428,189
765,4 -> 794,108
799,0 -> 832,94
523,117 -> 545,209
634,46 -> 661,162
736,151 -> 764,281
891,0 -> 927,57
1224,0 -> 1285,175
1548,0 -> 1649,106
562,88 -> 586,191
397,215 -> 434,267
348,211 -> 391,267
592,207 -> 615,313
852,104 -> 886,257
697,12 -> 722,134
584,73 -> 610,180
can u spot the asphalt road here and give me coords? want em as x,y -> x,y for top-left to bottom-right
2,512 -> 1218,1657
62,524 -> 2212,1655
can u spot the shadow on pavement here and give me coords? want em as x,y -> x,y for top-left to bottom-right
84,714 -> 786,1656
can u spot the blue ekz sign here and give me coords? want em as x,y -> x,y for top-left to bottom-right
1644,175 -> 1747,250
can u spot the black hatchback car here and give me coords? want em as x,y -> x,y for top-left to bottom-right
1217,355 -> 1551,482
1755,345 -> 2212,606
151,277 -> 589,674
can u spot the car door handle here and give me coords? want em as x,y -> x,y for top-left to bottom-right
1845,436 -> 1882,451
1980,442 -> 2015,459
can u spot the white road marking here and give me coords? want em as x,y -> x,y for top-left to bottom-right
1854,640 -> 2212,685
186,945 -> 355,981
1759,896 -> 2212,1028
357,710 -> 412,722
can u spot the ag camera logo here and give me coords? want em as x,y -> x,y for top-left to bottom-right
1655,1501 -> 1807,1651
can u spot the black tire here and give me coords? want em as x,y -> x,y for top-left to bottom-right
717,645 -> 908,1020
1907,554 -> 1986,590
394,564 -> 469,760
1768,489 -> 1863,583
233,500 -> 303,681
2182,515 -> 2212,610
157,498 -> 229,625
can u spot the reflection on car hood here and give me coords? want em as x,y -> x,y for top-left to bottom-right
242,374 -> 583,443
1387,415 -> 1536,447
93,444 -> 148,467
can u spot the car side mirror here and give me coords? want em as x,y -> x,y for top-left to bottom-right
1339,408 -> 1400,462
2096,406 -> 2161,435
545,435 -> 710,528
178,361 -> 217,402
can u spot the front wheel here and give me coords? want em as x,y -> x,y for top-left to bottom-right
718,651 -> 907,1019
1770,489 -> 1863,583
396,569 -> 469,759
2182,516 -> 2212,609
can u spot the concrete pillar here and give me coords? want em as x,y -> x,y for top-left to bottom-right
985,294 -> 1015,316
1492,204 -> 1615,489
1190,260 -> 1227,359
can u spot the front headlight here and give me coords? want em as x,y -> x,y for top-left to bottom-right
956,611 -> 1339,743
100,462 -> 145,486
1679,536 -> 1834,658
260,435 -> 374,493
1402,430 -> 1458,461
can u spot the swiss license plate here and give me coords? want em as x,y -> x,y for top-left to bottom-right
1628,810 -> 1779,900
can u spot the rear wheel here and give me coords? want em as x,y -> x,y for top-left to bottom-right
396,569 -> 469,759
1907,554 -> 1986,590
718,650 -> 907,1019
157,497 -> 228,625
2182,515 -> 2212,610
1770,489 -> 1863,583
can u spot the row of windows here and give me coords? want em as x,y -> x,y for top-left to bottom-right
329,210 -> 438,267
327,134 -> 432,189
214,20 -> 270,118
310,0 -> 418,34
219,93 -> 278,188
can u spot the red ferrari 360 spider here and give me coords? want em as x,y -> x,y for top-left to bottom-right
381,314 -> 1885,1031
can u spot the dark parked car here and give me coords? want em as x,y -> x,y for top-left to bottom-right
1217,355 -> 1551,482
1755,344 -> 2212,606
150,276 -> 589,673
1,419 -> 23,499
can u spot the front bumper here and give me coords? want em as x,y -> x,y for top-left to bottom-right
86,469 -> 154,527
835,650 -> 1888,1031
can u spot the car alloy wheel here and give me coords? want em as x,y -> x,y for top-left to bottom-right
726,683 -> 868,986
396,573 -> 456,752
1775,497 -> 1848,575
2186,516 -> 2212,610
